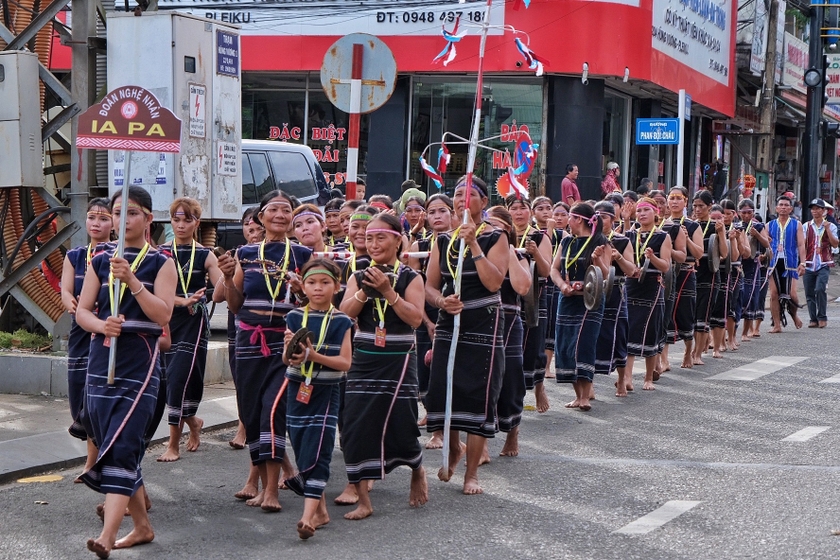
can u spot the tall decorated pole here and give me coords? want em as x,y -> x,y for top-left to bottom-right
76,86 -> 182,384
441,0 -> 494,475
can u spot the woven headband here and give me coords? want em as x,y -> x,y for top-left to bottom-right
351,213 -> 373,221
303,268 -> 337,281
113,202 -> 151,215
293,211 -> 325,224
366,228 -> 402,236
636,202 -> 659,214
569,211 -> 600,228
173,210 -> 199,220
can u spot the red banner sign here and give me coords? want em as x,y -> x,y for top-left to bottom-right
76,86 -> 182,153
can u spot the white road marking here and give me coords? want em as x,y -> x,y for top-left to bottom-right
614,500 -> 701,535
706,356 -> 807,381
782,426 -> 830,442
819,372 -> 840,384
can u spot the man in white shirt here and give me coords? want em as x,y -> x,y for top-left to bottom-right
802,198 -> 839,327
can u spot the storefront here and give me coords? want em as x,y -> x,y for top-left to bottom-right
53,0 -> 738,202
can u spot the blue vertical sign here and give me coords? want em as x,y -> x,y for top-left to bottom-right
635,119 -> 680,145
216,31 -> 239,77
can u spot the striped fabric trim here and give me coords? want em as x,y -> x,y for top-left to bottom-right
460,294 -> 501,310
354,331 -> 416,345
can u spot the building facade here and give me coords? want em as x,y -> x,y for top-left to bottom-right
53,0 -> 738,203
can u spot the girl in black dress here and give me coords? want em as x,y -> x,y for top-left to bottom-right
157,197 -> 224,462
690,191 -> 728,365
621,198 -> 672,392
663,187 -> 704,369
550,202 -> 610,410
75,186 -> 176,558
60,198 -> 112,475
340,213 -> 428,519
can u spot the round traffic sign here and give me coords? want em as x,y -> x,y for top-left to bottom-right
320,33 -> 397,114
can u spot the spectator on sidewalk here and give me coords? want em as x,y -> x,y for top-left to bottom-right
561,164 -> 581,206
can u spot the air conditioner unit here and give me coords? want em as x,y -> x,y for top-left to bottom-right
0,51 -> 43,188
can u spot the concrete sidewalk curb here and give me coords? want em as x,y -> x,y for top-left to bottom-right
0,395 -> 239,485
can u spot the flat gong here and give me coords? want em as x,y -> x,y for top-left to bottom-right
708,233 -> 720,272
583,265 -> 604,311
604,266 -> 615,301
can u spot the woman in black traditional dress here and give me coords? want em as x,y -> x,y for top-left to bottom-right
340,213 -> 428,520
662,187 -> 704,369
292,204 -> 328,253
75,186 -> 176,558
157,197 -> 224,462
324,198 -> 347,247
550,202 -> 610,410
620,198 -> 672,392
591,201 -> 635,395
546,201 -> 570,379
651,190 -> 687,375
486,206 -> 532,457
710,199 -> 748,356
332,204 -> 377,507
425,176 -> 508,496
508,196 -> 553,414
532,196 -> 561,378
738,199 -> 770,342
690,191 -> 728,365
407,194 -> 454,450
215,190 -> 310,513
61,198 -> 112,475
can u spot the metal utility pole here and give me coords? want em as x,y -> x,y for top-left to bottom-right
803,1 -> 825,215
757,0 -> 780,213
69,0 -> 97,248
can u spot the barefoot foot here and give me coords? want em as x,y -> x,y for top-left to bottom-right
156,447 -> 180,462
643,381 -> 656,390
245,491 -> 264,508
462,476 -> 483,495
425,432 -> 443,450
114,527 -> 154,549
534,383 -> 550,413
334,484 -> 359,506
344,505 -> 373,520
87,538 -> 110,559
234,483 -> 258,501
186,418 -> 203,452
409,467 -> 429,507
438,442 -> 466,483
499,429 -> 519,457
297,521 -> 315,539
260,495 -> 282,513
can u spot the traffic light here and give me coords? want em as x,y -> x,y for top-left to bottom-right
823,121 -> 840,138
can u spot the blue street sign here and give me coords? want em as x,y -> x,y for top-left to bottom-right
635,118 -> 680,145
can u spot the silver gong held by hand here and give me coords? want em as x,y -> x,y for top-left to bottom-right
664,264 -> 675,300
707,233 -> 720,272
604,266 -> 615,301
722,238 -> 732,277
583,265 -> 604,311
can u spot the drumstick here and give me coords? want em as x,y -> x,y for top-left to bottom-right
313,251 -> 354,259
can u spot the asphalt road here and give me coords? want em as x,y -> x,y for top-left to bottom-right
2,319 -> 840,560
